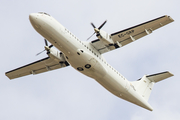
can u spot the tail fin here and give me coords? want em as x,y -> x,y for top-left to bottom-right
131,71 -> 173,101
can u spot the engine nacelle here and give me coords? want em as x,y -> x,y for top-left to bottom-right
48,48 -> 66,63
96,30 -> 114,46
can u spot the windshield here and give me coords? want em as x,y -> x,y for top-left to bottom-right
38,12 -> 50,16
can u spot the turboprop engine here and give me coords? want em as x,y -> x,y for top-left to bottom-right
95,28 -> 114,46
36,39 -> 68,66
46,47 -> 66,63
87,20 -> 114,46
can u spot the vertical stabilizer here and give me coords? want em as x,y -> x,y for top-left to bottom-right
131,71 -> 173,101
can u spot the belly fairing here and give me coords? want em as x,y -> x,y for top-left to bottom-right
67,49 -> 107,79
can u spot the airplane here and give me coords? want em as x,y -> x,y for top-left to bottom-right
5,12 -> 174,111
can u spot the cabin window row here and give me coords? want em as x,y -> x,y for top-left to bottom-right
65,29 -> 125,80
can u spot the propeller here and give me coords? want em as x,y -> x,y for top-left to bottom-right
36,39 -> 53,56
87,20 -> 107,40
98,20 -> 107,30
36,49 -> 46,56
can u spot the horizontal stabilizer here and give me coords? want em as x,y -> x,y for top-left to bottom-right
146,71 -> 174,83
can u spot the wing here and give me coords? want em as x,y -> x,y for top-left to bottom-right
5,57 -> 69,79
91,15 -> 174,54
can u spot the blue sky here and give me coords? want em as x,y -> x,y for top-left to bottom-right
1,0 -> 180,120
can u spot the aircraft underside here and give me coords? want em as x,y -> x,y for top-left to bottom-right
5,12 -> 174,111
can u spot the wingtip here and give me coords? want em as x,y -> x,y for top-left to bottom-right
164,71 -> 174,76
5,72 -> 15,80
165,15 -> 174,22
169,71 -> 174,76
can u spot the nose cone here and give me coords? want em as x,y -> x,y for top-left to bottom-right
29,13 -> 41,29
29,13 -> 37,23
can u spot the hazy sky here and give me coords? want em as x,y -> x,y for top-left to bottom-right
1,0 -> 180,120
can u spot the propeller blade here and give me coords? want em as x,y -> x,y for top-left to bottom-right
44,39 -> 48,46
87,32 -> 95,41
36,49 -> 46,56
49,45 -> 53,48
36,39 -> 53,56
98,20 -> 107,30
91,23 -> 96,28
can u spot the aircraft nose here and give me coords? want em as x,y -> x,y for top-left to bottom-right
29,13 -> 37,22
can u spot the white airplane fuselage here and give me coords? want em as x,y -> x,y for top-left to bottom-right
29,13 -> 153,111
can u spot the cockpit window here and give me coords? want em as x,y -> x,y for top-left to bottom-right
38,12 -> 50,16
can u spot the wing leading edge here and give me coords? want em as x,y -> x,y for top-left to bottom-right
5,57 -> 69,80
91,15 -> 174,54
